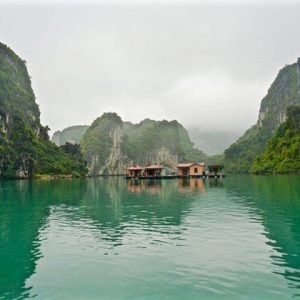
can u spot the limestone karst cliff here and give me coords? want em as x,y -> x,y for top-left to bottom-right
251,105 -> 300,173
225,57 -> 300,173
80,113 -> 208,175
0,43 -> 87,178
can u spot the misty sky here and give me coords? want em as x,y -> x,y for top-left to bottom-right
1,0 -> 300,134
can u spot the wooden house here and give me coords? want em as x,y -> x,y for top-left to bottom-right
207,165 -> 225,178
144,165 -> 164,177
126,165 -> 144,178
177,163 -> 205,177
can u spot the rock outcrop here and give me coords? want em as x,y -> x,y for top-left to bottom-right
81,113 -> 207,175
251,105 -> 300,174
225,57 -> 300,173
0,43 -> 87,178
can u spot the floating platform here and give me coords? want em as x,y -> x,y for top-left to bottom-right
125,175 -> 179,180
207,173 -> 226,178
177,174 -> 225,179
125,174 -> 225,180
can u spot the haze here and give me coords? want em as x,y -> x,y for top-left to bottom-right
1,0 -> 300,134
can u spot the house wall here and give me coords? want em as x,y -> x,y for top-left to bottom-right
177,168 -> 190,176
189,165 -> 205,176
127,170 -> 143,177
145,169 -> 163,176
177,168 -> 183,176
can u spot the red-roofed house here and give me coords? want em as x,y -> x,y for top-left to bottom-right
177,163 -> 205,177
145,165 -> 164,177
126,165 -> 144,177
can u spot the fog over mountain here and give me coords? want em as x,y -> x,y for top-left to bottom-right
1,0 -> 300,136
187,128 -> 242,155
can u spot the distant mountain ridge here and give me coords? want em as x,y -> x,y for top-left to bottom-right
188,128 -> 242,155
51,125 -> 89,146
51,123 -> 241,156
80,113 -> 208,175
225,57 -> 300,173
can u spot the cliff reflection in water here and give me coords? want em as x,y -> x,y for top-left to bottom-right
83,177 -> 198,228
2,176 -> 300,298
0,179 -> 88,299
226,175 -> 300,296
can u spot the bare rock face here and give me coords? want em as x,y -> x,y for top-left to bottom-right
81,113 -> 127,176
145,147 -> 178,171
105,125 -> 126,175
96,125 -> 126,175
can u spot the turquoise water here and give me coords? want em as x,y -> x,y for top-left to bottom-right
0,176 -> 300,299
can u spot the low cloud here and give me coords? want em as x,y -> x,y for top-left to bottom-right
0,1 -> 300,133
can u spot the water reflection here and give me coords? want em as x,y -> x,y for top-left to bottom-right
0,178 -> 199,299
1,176 -> 300,298
0,179 -> 88,299
226,175 -> 300,297
83,177 -> 195,227
207,177 -> 225,188
127,178 -> 206,194
127,179 -> 163,194
178,178 -> 206,192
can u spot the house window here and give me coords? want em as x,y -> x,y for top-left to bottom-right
194,168 -> 198,173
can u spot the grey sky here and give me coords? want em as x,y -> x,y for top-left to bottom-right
1,0 -> 300,133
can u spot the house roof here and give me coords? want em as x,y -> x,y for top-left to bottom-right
177,162 -> 205,168
127,165 -> 144,170
145,165 -> 164,169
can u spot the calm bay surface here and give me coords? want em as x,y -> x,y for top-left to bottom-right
0,176 -> 300,299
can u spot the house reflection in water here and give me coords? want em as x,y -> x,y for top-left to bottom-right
127,178 -> 206,194
127,179 -> 162,194
178,178 -> 206,192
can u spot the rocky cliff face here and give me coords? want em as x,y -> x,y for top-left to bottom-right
0,43 -> 43,178
81,113 -> 125,175
225,57 -> 300,173
251,105 -> 300,174
87,122 -> 126,175
0,43 -> 87,178
81,113 -> 207,175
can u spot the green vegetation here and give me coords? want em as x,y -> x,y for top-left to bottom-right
80,113 -> 209,175
0,43 -> 87,178
81,113 -> 122,175
121,118 -> 208,164
225,59 -> 300,173
251,105 -> 300,174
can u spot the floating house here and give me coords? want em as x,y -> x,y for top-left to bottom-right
207,165 -> 225,178
144,165 -> 164,177
126,165 -> 144,178
126,164 -> 165,178
125,164 -> 177,179
177,163 -> 205,177
126,162 -> 222,180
